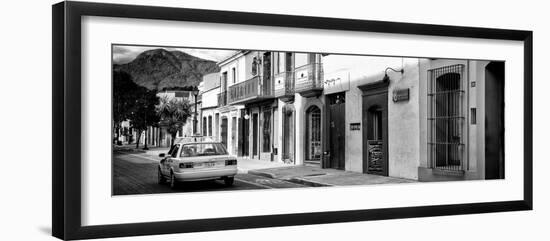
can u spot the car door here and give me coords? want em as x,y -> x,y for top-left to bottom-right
161,144 -> 176,175
166,144 -> 180,172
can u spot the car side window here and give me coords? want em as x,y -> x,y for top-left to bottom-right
166,145 -> 176,157
171,145 -> 179,158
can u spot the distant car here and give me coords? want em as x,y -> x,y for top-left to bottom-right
157,142 -> 238,189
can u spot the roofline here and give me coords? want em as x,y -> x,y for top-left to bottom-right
217,50 -> 250,66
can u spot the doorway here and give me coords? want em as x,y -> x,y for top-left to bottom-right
240,112 -> 249,157
252,113 -> 259,159
221,117 -> 228,148
361,85 -> 388,176
231,116 -> 237,155
282,104 -> 295,164
305,105 -> 322,165
485,61 -> 505,179
327,93 -> 346,170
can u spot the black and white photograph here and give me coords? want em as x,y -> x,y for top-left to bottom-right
112,44 -> 505,195
3,0 -> 546,240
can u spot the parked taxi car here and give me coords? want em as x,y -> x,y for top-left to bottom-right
157,142 -> 238,189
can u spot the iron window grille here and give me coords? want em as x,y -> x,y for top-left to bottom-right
427,64 -> 466,171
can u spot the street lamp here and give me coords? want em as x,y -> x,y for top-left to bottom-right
192,87 -> 199,135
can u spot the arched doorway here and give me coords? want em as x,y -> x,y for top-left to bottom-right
305,105 -> 322,165
282,104 -> 295,164
360,80 -> 389,176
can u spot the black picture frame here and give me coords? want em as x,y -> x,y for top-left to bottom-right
52,1 -> 533,240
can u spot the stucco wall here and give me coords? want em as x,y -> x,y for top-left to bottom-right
323,55 -> 421,179
387,58 -> 421,180
417,59 -> 490,181
202,72 -> 220,90
201,87 -> 220,109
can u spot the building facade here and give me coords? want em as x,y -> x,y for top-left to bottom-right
200,51 -> 504,181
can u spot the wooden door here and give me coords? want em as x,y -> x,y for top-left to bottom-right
282,105 -> 295,163
241,115 -> 249,157
328,94 -> 346,170
252,113 -> 259,158
231,117 -> 237,155
362,91 -> 388,176
485,61 -> 505,179
221,117 -> 228,148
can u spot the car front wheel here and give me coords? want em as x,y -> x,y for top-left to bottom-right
169,172 -> 178,189
224,176 -> 234,186
157,168 -> 166,184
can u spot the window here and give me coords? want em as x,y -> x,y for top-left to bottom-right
202,117 -> 207,136
180,143 -> 228,157
169,144 -> 180,157
252,57 -> 259,76
232,67 -> 236,84
307,53 -> 316,64
215,113 -> 220,137
262,108 -> 272,152
208,116 -> 213,136
167,144 -> 176,156
427,64 -> 465,171
277,52 -> 284,74
221,72 -> 228,91
285,53 -> 293,72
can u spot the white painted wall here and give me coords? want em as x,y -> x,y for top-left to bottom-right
323,55 -> 422,178
201,87 -> 220,109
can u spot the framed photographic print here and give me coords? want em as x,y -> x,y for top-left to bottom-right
52,1 -> 533,240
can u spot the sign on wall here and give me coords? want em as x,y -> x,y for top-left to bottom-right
350,122 -> 361,131
392,88 -> 410,102
323,71 -> 350,95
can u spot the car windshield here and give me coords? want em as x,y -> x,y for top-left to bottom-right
180,143 -> 228,157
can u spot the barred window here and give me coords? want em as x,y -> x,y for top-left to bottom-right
428,64 -> 465,171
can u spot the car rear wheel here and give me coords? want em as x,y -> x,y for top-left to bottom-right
224,176 -> 234,186
157,168 -> 166,184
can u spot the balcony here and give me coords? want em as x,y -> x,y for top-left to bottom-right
294,63 -> 323,97
273,71 -> 295,101
227,75 -> 274,105
217,91 -> 227,107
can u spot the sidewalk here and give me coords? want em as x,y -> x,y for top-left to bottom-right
248,165 -> 415,187
236,158 -> 292,174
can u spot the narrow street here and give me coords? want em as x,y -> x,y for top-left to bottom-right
113,152 -> 308,195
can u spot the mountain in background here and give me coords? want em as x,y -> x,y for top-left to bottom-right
113,49 -> 220,90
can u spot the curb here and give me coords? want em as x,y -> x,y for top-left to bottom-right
247,170 -> 277,179
247,170 -> 333,187
289,177 -> 333,187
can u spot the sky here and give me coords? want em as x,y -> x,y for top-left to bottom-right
112,45 -> 238,64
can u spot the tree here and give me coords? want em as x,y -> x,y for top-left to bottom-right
128,87 -> 160,149
113,71 -> 139,145
156,95 -> 192,146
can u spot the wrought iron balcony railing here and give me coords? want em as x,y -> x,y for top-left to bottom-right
273,71 -> 295,100
294,63 -> 323,97
227,75 -> 273,104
